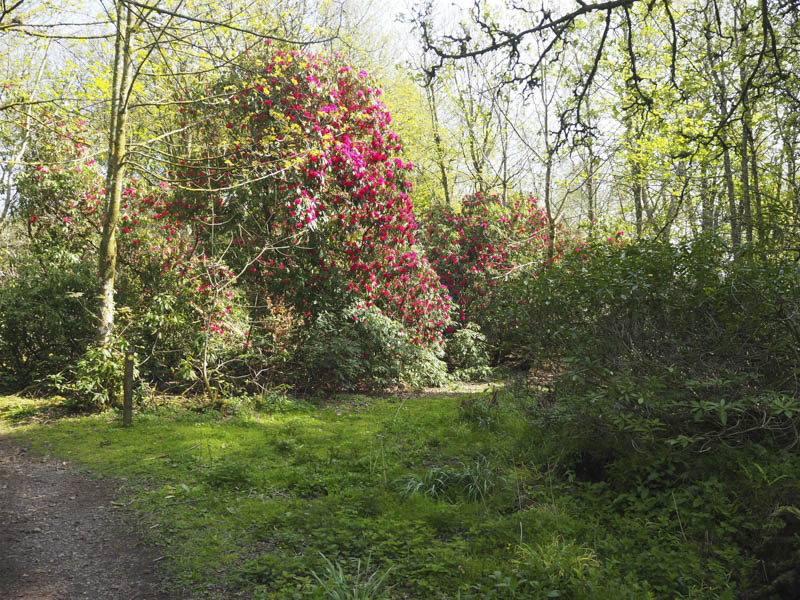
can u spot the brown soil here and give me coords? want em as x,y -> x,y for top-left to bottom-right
0,436 -> 170,600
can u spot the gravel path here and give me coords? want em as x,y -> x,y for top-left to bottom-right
0,436 -> 169,599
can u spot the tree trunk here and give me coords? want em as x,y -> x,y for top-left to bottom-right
98,3 -> 133,344
1,161 -> 14,224
722,143 -> 740,249
425,83 -> 451,207
500,115 -> 509,206
790,141 -> 799,230
701,163 -> 713,234
747,129 -> 763,242
586,144 -> 595,240
544,157 -> 555,265
740,79 -> 753,244
705,22 -> 740,251
786,132 -> 799,229
122,353 -> 134,427
1,142 -> 26,224
632,161 -> 643,238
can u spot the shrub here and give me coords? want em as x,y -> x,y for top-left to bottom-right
516,236 -> 800,454
518,236 -> 799,380
445,323 -> 492,380
53,343 -> 130,412
294,304 -> 449,390
0,254 -> 97,390
421,194 -> 578,350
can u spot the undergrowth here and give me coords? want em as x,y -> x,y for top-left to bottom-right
1,387 -> 798,599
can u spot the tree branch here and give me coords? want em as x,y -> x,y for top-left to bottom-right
119,0 -> 336,45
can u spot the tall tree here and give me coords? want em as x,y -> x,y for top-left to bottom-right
2,0 -> 337,343
415,0 -> 796,251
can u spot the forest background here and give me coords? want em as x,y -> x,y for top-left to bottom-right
2,0 -> 798,399
1,1 -> 799,598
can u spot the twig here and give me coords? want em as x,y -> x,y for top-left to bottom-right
672,491 -> 687,541
142,442 -> 200,460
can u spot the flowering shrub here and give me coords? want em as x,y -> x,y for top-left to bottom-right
0,117 -> 103,389
6,113 -> 249,393
14,116 -> 105,256
422,193 -> 578,350
168,47 -> 451,352
6,50 -> 456,395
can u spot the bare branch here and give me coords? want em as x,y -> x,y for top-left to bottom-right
119,0 -> 336,45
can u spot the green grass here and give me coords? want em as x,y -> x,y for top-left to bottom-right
1,390 -> 796,599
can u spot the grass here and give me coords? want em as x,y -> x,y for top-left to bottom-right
1,388 -> 797,599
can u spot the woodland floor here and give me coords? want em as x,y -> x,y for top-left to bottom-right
0,436 -> 169,600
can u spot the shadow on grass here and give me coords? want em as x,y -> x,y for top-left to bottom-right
0,395 -> 70,428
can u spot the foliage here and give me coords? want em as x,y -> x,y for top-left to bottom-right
514,236 -> 800,456
421,193 -> 577,349
2,3 -> 800,596
445,323 -> 491,380
230,298 -> 299,394
311,553 -> 394,600
0,117 -> 105,391
0,252 -> 97,390
51,343 -> 132,412
294,304 -> 448,391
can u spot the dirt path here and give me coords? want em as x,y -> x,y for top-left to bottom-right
0,436 -> 169,599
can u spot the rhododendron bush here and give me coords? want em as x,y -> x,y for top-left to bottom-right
14,116 -> 105,258
3,49 -> 455,394
162,47 -> 452,388
173,49 -> 449,334
2,116 -> 234,396
0,117 -> 103,390
421,193 -> 579,353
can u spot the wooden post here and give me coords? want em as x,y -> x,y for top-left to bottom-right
123,353 -> 134,427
